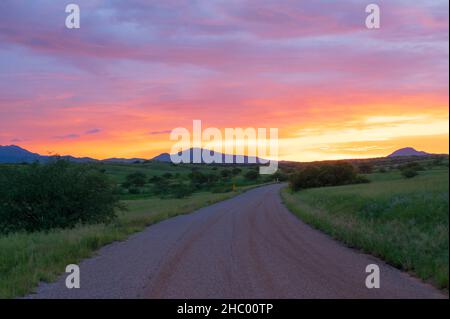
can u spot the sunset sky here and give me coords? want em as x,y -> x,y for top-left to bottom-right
0,0 -> 448,161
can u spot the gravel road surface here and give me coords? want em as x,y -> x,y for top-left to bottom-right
28,184 -> 445,299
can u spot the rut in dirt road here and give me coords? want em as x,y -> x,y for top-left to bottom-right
29,184 -> 445,299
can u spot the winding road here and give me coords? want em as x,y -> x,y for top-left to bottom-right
29,184 -> 445,299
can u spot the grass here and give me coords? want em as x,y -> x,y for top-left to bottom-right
281,167 -> 449,290
0,186 -> 256,299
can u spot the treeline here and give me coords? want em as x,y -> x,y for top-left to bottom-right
0,160 -> 122,234
288,162 -> 369,191
120,166 -> 288,199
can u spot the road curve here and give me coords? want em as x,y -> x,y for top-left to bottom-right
29,184 -> 445,299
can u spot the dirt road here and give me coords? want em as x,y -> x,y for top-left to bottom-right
29,184 -> 445,298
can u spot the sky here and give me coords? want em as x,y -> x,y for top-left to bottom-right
0,0 -> 448,161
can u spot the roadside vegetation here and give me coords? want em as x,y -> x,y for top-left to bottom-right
115,163 -> 276,199
288,162 -> 369,191
282,157 -> 449,290
0,159 -> 274,298
0,160 -> 123,233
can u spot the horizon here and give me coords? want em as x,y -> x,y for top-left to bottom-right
1,143 -> 448,162
0,1 -> 449,162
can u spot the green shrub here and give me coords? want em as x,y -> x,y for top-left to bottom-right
0,160 -> 122,233
149,175 -> 162,183
289,162 -> 368,191
162,172 -> 173,179
170,184 -> 194,198
402,168 -> 419,179
189,170 -> 210,188
272,171 -> 288,182
220,169 -> 232,179
358,163 -> 373,174
231,167 -> 242,175
128,187 -> 141,194
125,171 -> 146,187
399,162 -> 425,172
244,170 -> 259,180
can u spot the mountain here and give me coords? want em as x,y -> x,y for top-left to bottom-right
0,145 -> 151,164
151,152 -> 171,162
1,145 -> 269,165
0,145 -> 98,163
151,148 -> 268,164
0,145 -> 46,163
387,147 -> 431,157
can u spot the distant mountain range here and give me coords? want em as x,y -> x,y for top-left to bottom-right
0,145 -> 145,164
152,148 -> 268,164
387,147 -> 432,157
0,145 -> 267,164
0,144 -> 443,164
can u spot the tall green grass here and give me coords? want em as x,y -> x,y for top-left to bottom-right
281,168 -> 449,289
0,189 -> 248,298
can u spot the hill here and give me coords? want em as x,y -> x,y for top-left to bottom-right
151,147 -> 268,164
388,147 -> 431,157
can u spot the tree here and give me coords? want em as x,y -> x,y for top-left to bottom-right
149,175 -> 162,183
125,172 -> 146,187
272,171 -> 288,182
231,167 -> 242,176
220,169 -> 232,179
401,168 -> 418,179
162,172 -> 173,179
289,162 -> 367,192
244,170 -> 259,180
358,163 -> 373,174
189,170 -> 208,188
0,160 -> 122,233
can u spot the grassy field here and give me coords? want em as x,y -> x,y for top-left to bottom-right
0,186 -> 257,299
281,167 -> 449,289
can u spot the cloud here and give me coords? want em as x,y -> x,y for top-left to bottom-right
149,130 -> 171,135
85,128 -> 101,135
53,134 -> 80,140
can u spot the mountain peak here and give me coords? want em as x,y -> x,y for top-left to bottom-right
0,144 -> 43,163
152,148 -> 267,164
387,147 -> 431,157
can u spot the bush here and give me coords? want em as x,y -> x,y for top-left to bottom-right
399,162 -> 424,172
149,175 -> 162,183
162,172 -> 173,179
171,184 -> 194,198
401,168 -> 419,179
220,169 -> 232,179
358,163 -> 373,174
151,179 -> 170,196
128,187 -> 141,194
231,167 -> 242,175
289,162 -> 368,191
271,171 -> 288,182
0,160 -> 122,233
125,171 -> 146,187
244,170 -> 259,180
189,170 -> 208,188
378,167 -> 387,173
